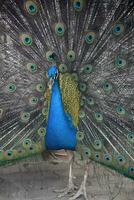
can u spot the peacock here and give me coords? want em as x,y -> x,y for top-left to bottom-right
0,0 -> 134,199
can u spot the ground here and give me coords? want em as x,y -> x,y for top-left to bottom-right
0,160 -> 134,200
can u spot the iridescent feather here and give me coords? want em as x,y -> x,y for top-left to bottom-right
0,0 -> 134,183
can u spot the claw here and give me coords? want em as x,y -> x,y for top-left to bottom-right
54,184 -> 77,194
57,184 -> 77,198
69,181 -> 88,200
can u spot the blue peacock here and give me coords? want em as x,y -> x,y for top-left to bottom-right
46,65 -> 77,151
0,0 -> 134,199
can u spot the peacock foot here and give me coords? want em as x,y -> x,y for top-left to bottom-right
69,180 -> 88,200
54,182 -> 78,198
69,163 -> 89,200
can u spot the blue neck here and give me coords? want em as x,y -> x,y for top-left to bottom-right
48,80 -> 66,121
45,79 -> 77,150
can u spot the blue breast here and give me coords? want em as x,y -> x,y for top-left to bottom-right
45,80 -> 77,150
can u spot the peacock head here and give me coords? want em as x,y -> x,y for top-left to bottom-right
47,65 -> 59,79
47,65 -> 59,89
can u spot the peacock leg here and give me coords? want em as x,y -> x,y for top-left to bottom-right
54,156 -> 77,197
69,163 -> 89,200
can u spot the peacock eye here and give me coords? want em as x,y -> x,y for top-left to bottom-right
83,147 -> 91,158
42,107 -> 48,116
94,112 -> 103,122
38,127 -> 46,136
59,63 -> 68,73
46,51 -> 56,62
36,83 -> 45,92
79,83 -> 87,92
73,0 -> 84,12
7,83 -> 16,93
113,24 -> 124,36
5,150 -> 14,159
95,153 -> 100,160
27,63 -> 37,72
28,144 -> 36,153
29,146 -> 33,150
76,131 -> 84,141
115,56 -> 126,70
55,23 -> 65,36
79,110 -> 86,119
116,105 -> 125,116
127,132 -> 134,144
25,0 -> 38,15
23,138 -> 32,148
72,73 -> 78,81
128,166 -> 134,174
20,33 -> 33,46
103,81 -> 112,93
29,96 -> 38,106
85,32 -> 96,44
67,50 -> 76,62
20,112 -> 30,123
87,97 -> 95,106
93,140 -> 103,150
82,64 -> 93,74
116,155 -> 125,165
104,154 -> 111,162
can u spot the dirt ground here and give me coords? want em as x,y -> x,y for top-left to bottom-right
0,160 -> 134,200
